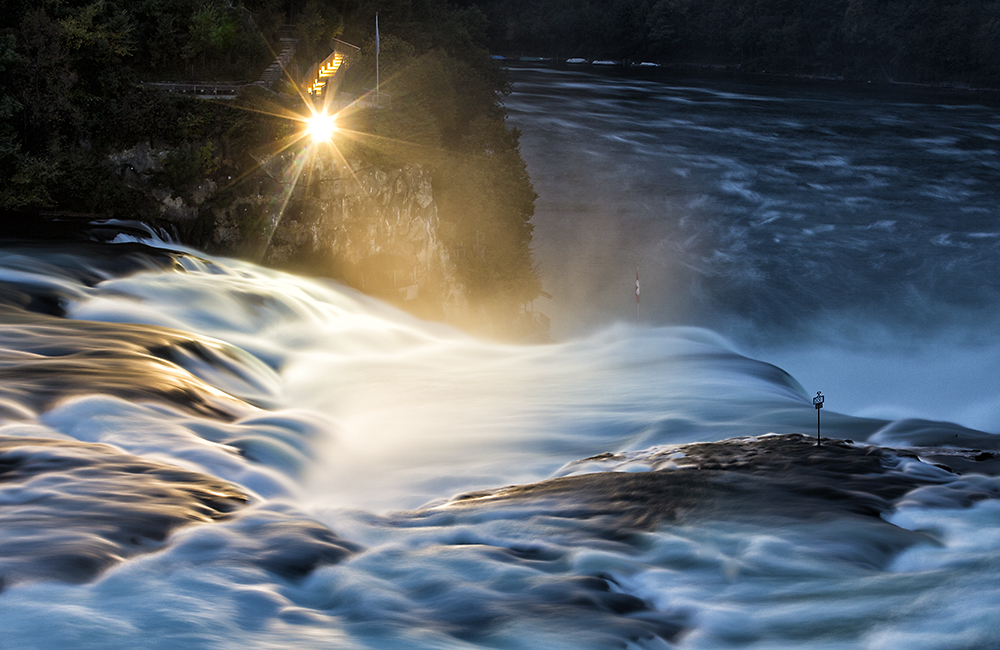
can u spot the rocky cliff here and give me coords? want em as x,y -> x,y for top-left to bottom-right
113,144 -> 471,325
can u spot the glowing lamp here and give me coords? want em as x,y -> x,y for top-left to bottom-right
306,111 -> 337,142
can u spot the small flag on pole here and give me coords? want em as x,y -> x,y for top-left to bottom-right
635,268 -> 640,304
375,14 -> 380,54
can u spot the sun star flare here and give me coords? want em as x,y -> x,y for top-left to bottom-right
305,111 -> 337,143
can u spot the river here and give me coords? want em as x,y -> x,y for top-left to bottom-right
0,68 -> 999,649
505,64 -> 1000,432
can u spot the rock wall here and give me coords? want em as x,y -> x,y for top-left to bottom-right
259,154 -> 469,322
112,144 -> 470,324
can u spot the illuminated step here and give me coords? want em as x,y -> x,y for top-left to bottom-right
307,52 -> 347,95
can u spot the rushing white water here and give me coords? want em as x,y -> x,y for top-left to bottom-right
0,239 -> 997,650
3,66 -> 1000,649
58,247 -> 824,510
503,65 -> 1000,433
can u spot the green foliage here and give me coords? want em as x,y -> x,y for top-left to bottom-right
435,116 -> 538,307
184,5 -> 236,63
158,141 -> 220,194
0,0 -> 276,212
0,155 -> 60,210
126,0 -> 272,80
59,1 -> 135,60
294,0 -> 344,63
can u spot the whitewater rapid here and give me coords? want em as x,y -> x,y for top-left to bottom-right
0,237 -> 998,649
503,65 -> 1000,433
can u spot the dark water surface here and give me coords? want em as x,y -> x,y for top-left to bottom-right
505,65 -> 1000,429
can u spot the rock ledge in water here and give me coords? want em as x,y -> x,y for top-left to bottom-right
443,434 -> 996,529
0,436 -> 248,589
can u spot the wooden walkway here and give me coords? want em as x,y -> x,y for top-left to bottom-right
305,49 -> 347,97
305,39 -> 358,98
140,80 -> 251,99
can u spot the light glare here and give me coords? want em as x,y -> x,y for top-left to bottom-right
306,112 -> 337,142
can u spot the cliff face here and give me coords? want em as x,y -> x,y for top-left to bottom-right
113,144 -> 469,324
256,155 -> 469,322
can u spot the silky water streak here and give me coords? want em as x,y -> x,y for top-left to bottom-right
0,240 -> 997,649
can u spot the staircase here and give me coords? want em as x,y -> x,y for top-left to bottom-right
256,36 -> 298,89
305,49 -> 347,97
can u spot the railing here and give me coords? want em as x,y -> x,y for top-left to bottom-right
332,38 -> 361,53
142,35 -> 297,98
140,81 -> 253,98
142,33 -> 369,105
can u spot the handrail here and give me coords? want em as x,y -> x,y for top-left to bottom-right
332,37 -> 360,52
140,81 -> 253,97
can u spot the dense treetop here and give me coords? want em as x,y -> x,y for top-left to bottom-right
464,0 -> 1000,86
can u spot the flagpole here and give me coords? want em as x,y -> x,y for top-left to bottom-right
375,14 -> 380,107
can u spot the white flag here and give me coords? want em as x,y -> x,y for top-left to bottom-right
635,268 -> 640,304
375,14 -> 380,54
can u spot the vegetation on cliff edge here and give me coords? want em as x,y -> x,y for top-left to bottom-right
0,0 -> 541,334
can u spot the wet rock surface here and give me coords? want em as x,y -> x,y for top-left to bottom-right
0,307 -> 254,420
0,436 -> 248,588
440,434 -> 994,529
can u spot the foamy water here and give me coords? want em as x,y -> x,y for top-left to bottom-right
0,240 -> 998,649
3,65 -> 1000,649
505,66 -> 1000,433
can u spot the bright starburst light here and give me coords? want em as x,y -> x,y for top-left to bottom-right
305,110 -> 337,143
211,33 -> 439,262
189,30 -> 435,262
